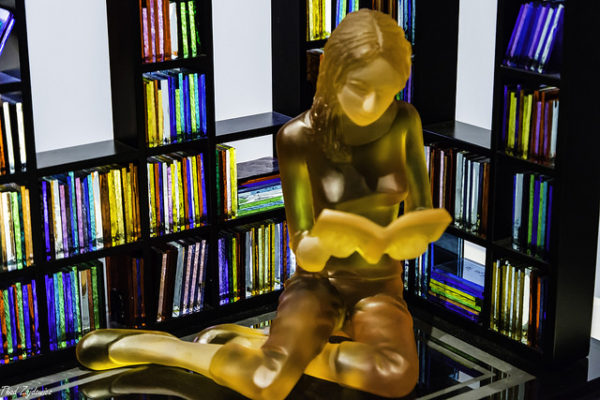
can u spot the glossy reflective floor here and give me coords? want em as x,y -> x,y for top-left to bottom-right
1,312 -> 546,400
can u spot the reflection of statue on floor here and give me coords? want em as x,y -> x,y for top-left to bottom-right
76,9 -> 450,400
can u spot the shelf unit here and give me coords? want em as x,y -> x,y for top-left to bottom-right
0,0 -> 292,379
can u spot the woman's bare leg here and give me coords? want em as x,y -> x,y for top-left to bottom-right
304,294 -> 419,398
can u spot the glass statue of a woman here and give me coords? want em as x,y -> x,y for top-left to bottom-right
76,9 -> 451,399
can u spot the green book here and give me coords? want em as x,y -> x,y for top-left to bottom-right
537,180 -> 548,249
70,267 -> 81,340
180,2 -> 189,58
56,272 -> 66,348
91,265 -> 101,330
527,175 -> 534,248
189,74 -> 197,133
15,283 -> 25,354
3,289 -> 12,355
10,192 -> 22,269
175,87 -> 182,138
188,1 -> 198,57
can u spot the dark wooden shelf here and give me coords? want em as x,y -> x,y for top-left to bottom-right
36,140 -> 138,176
140,55 -> 211,73
0,171 -> 28,185
305,39 -> 327,49
497,65 -> 560,87
423,121 -> 492,155
145,137 -> 209,158
42,241 -> 143,272
148,224 -> 211,245
491,238 -> 551,272
219,207 -> 286,228
0,266 -> 35,284
497,151 -> 556,176
446,225 -> 489,247
215,112 -> 292,143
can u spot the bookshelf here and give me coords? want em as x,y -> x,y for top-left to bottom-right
271,0 -> 600,372
0,0 -> 293,379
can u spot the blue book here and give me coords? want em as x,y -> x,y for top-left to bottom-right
41,181 -> 53,260
509,3 -> 534,67
504,3 -> 528,65
178,72 -> 186,140
21,284 -> 31,354
199,74 -> 207,134
45,275 -> 56,351
193,73 -> 201,137
218,237 -> 228,304
87,174 -> 97,250
0,9 -> 14,59
64,272 -> 74,346
182,73 -> 191,137
525,4 -> 549,66
536,3 -> 564,73
8,287 -> 17,356
431,266 -> 484,298
168,74 -> 178,143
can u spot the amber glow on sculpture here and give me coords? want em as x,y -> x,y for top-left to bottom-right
76,9 -> 451,399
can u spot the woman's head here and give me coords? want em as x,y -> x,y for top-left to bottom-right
310,9 -> 412,159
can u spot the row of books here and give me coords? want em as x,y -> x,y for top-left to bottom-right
490,259 -> 547,347
140,0 -> 201,63
237,157 -> 283,217
218,220 -> 296,305
45,261 -> 103,351
512,172 -> 553,256
143,69 -> 207,148
0,184 -> 33,272
397,0 -> 416,45
334,0 -> 359,28
424,144 -> 490,235
151,238 -> 208,322
0,280 -> 40,364
42,164 -> 142,261
106,255 -> 146,329
307,0 -> 331,41
0,94 -> 27,175
147,152 -> 207,237
501,84 -> 559,163
503,1 -> 564,73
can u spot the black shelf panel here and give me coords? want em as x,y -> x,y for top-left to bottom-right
140,55 -> 211,73
36,140 -> 138,176
497,151 -> 556,176
0,266 -> 35,284
491,238 -> 551,272
446,225 -> 489,247
0,346 -> 80,386
148,225 -> 211,246
215,112 -> 292,143
145,137 -> 209,158
305,39 -> 327,50
0,70 -> 21,92
0,171 -> 29,185
219,207 -> 286,228
423,121 -> 492,155
498,65 -> 561,87
42,241 -> 143,272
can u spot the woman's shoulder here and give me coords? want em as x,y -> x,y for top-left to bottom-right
276,111 -> 314,149
393,100 -> 420,122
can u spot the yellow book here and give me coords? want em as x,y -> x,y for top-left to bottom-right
232,236 -> 238,301
506,264 -> 515,338
429,279 -> 481,305
521,93 -> 533,159
500,261 -> 509,336
145,80 -> 157,147
20,186 -> 33,266
429,281 -> 481,311
513,267 -> 524,341
121,167 -> 133,243
113,169 -> 126,245
228,146 -> 238,217
171,160 -> 179,232
156,87 -> 164,146
147,163 -> 157,237
269,224 -> 275,291
507,91 -> 517,153
131,165 -> 141,240
107,170 -> 118,246
258,225 -> 265,294
176,159 -> 185,231
191,156 -> 200,225
490,260 -> 500,331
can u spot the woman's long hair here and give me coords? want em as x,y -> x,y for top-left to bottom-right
310,9 -> 412,162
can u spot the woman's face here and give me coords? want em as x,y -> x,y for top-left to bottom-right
336,57 -> 404,127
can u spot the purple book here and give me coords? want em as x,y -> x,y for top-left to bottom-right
45,275 -> 56,351
218,237 -> 228,305
513,4 -> 537,68
21,284 -> 31,354
532,100 -> 542,159
518,3 -> 542,66
31,281 -> 40,351
75,177 -> 86,254
536,4 -> 564,73
42,181 -> 52,260
542,101 -> 552,160
525,4 -> 549,67
504,3 -> 527,65
63,273 -> 74,346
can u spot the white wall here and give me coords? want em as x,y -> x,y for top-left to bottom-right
455,0 -> 497,130
26,0 -> 113,153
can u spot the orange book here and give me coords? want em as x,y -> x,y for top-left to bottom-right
0,116 -> 5,174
